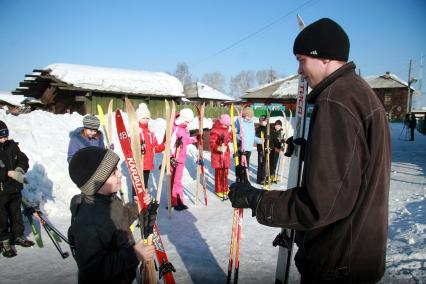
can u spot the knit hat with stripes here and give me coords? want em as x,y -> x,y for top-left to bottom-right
82,115 -> 100,130
69,147 -> 119,195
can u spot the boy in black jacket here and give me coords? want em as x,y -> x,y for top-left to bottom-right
0,120 -> 34,258
68,147 -> 155,284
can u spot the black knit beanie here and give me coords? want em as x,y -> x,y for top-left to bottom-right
69,147 -> 119,195
0,120 -> 8,138
293,18 -> 350,61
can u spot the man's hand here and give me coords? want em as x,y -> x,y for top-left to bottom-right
229,182 -> 264,216
8,167 -> 27,184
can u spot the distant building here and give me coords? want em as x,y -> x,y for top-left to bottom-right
184,82 -> 235,104
364,72 -> 416,120
0,91 -> 32,115
241,74 -> 300,116
12,63 -> 184,117
241,72 -> 417,120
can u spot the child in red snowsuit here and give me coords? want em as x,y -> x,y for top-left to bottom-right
209,114 -> 232,198
169,108 -> 197,210
136,103 -> 164,190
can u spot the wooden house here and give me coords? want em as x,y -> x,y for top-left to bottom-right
183,82 -> 235,118
241,72 -> 416,120
0,92 -> 32,115
240,74 -> 300,116
184,82 -> 235,103
12,63 -> 184,118
364,72 -> 416,120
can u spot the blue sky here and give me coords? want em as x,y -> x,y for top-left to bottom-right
1,0 -> 425,106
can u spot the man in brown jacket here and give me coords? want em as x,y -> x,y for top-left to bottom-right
229,18 -> 391,283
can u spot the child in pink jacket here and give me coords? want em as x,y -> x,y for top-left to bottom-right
170,108 -> 197,211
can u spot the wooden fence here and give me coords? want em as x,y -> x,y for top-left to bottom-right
86,96 -> 229,119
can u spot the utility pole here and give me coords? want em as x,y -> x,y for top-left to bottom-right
419,54 -> 423,91
407,59 -> 413,114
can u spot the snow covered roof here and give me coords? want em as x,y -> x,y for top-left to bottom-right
364,72 -> 413,89
242,74 -> 299,99
243,72 -> 416,101
44,63 -> 184,97
185,82 -> 235,101
0,91 -> 25,106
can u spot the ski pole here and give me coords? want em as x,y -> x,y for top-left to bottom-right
42,222 -> 69,259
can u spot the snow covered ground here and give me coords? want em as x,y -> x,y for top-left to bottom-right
0,109 -> 424,283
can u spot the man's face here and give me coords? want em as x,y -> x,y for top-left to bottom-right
296,54 -> 328,88
0,137 -> 8,144
83,128 -> 98,138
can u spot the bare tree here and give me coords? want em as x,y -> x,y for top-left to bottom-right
174,62 -> 193,87
256,69 -> 279,85
229,70 -> 255,98
201,72 -> 226,93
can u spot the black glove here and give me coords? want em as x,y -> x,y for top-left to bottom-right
22,203 -> 36,217
170,157 -> 178,167
229,182 -> 264,216
284,136 -> 294,157
141,201 -> 159,239
293,137 -> 305,147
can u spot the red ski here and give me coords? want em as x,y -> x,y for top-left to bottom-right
116,109 -> 175,284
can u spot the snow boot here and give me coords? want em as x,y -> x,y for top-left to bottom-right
216,192 -> 229,201
14,236 -> 34,247
1,240 -> 17,258
174,195 -> 188,211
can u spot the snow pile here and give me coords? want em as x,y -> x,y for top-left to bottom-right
45,63 -> 184,97
0,109 -> 213,216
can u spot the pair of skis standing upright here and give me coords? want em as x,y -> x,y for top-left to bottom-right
227,15 -> 309,284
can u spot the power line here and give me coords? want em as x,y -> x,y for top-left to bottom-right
190,0 -> 319,68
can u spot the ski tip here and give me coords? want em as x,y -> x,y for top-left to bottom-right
297,14 -> 305,30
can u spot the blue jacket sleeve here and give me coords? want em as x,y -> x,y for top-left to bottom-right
67,138 -> 80,163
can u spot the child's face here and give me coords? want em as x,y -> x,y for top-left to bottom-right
98,167 -> 122,195
83,128 -> 98,139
